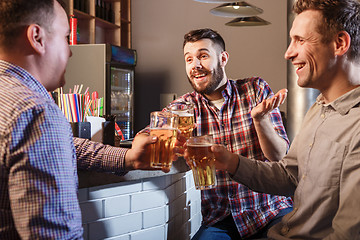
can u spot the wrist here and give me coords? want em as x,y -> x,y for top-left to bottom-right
227,153 -> 239,175
124,149 -> 135,171
253,113 -> 270,122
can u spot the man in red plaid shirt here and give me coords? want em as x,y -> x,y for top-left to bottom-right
178,28 -> 293,239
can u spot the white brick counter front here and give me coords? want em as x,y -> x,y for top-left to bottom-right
78,170 -> 202,240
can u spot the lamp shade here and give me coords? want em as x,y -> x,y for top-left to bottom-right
225,16 -> 270,26
210,2 -> 263,18
194,0 -> 238,3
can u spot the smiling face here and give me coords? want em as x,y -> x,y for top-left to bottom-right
284,10 -> 336,91
184,39 -> 228,99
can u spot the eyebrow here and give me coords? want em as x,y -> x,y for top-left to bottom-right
184,48 -> 210,57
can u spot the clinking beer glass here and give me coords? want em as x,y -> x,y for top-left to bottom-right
149,111 -> 179,169
166,100 -> 195,155
186,135 -> 216,190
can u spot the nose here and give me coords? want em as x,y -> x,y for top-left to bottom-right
284,41 -> 296,60
192,57 -> 202,69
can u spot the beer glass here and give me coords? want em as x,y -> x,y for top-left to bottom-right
166,100 -> 195,155
186,135 -> 216,190
149,111 -> 179,168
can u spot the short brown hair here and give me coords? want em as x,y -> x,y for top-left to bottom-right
183,28 -> 226,51
293,0 -> 360,60
0,0 -> 64,48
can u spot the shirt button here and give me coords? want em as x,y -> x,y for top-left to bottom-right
321,114 -> 325,119
302,175 -> 306,179
309,143 -> 313,148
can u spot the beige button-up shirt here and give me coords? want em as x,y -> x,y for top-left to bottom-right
233,86 -> 360,239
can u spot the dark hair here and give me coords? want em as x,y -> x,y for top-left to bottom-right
293,0 -> 360,60
183,28 -> 226,51
0,0 -> 64,48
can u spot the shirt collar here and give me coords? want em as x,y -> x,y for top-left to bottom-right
316,86 -> 360,115
0,60 -> 53,101
194,79 -> 232,102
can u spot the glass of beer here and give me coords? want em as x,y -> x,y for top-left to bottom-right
166,100 -> 195,155
186,135 -> 216,190
149,111 -> 179,169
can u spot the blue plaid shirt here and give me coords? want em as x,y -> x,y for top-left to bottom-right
0,60 -> 127,239
178,78 -> 293,238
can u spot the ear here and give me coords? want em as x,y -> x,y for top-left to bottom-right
26,24 -> 46,55
220,51 -> 229,67
334,31 -> 351,57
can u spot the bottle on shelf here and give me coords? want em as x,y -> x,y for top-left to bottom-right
108,2 -> 114,23
79,0 -> 88,14
104,2 -> 109,22
95,0 -> 100,18
74,0 -> 80,10
101,0 -> 106,21
69,15 -> 77,45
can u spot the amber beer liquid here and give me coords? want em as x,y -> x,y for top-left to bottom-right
149,111 -> 178,168
178,114 -> 195,138
150,127 -> 178,168
187,143 -> 216,190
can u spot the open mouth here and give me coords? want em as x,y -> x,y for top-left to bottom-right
191,70 -> 208,82
194,73 -> 206,78
294,63 -> 305,71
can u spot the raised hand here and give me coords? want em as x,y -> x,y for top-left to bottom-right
251,88 -> 288,120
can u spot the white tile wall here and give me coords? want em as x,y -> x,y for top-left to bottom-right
79,171 -> 202,240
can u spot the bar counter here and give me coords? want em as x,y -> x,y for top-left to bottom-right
78,157 -> 190,188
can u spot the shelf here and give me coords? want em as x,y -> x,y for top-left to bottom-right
73,9 -> 93,19
96,17 -> 120,29
65,0 -> 131,48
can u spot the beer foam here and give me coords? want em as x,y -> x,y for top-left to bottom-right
187,143 -> 213,147
172,111 -> 193,117
150,127 -> 177,130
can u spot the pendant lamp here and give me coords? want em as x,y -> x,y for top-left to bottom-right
210,2 -> 263,18
225,16 -> 270,26
194,0 -> 238,3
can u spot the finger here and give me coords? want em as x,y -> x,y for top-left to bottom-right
276,88 -> 288,96
265,98 -> 274,111
280,92 -> 288,105
211,144 -> 225,153
273,95 -> 282,108
279,88 -> 288,94
272,98 -> 277,109
176,133 -> 187,144
150,135 -> 157,143
173,146 -> 185,155
161,167 -> 171,173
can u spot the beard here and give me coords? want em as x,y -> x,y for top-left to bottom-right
187,62 -> 224,96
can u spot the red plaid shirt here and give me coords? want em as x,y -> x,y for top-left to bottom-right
178,78 -> 293,238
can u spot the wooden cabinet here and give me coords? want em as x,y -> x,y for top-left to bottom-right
64,0 -> 131,48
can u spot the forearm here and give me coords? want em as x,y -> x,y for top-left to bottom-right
231,154 -> 296,197
253,115 -> 288,161
74,137 -> 128,174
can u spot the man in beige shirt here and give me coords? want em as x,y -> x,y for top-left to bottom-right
185,0 -> 360,239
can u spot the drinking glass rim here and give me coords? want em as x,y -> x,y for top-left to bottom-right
166,100 -> 194,111
187,134 -> 214,144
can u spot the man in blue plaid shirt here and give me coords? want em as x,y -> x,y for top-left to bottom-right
178,28 -> 293,239
0,0 -> 167,239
